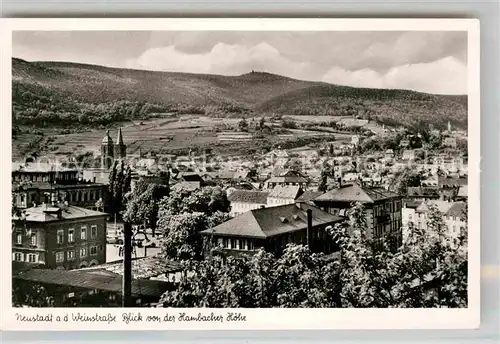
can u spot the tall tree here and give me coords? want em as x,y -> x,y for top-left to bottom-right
107,160 -> 131,218
123,173 -> 169,236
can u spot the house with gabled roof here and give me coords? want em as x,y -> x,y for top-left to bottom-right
201,203 -> 343,257
264,170 -> 308,189
266,185 -> 303,207
311,183 -> 403,249
227,190 -> 269,217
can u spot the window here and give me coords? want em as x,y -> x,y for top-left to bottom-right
230,239 -> 237,249
80,247 -> 87,257
238,239 -> 245,250
68,229 -> 74,243
248,240 -> 254,250
15,233 -> 22,244
28,254 -> 37,263
67,250 -> 75,260
91,225 -> 97,239
57,230 -> 64,244
81,227 -> 87,240
222,238 -> 229,248
55,252 -> 65,263
90,246 -> 97,256
30,233 -> 37,246
14,252 -> 23,261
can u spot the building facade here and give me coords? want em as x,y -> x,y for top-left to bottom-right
12,204 -> 108,270
312,183 -> 403,249
12,163 -> 107,210
227,190 -> 269,217
201,203 -> 344,257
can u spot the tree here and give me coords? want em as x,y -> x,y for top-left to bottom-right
12,282 -> 55,307
389,168 -> 424,196
318,167 -> 331,192
259,117 -> 265,130
108,160 -> 131,218
157,187 -> 231,261
238,118 -> 248,132
274,244 -> 330,307
332,202 -> 468,308
123,174 -> 169,237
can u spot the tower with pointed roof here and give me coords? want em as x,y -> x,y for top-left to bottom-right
101,130 -> 114,169
114,127 -> 127,161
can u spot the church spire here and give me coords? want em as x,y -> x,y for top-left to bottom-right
114,127 -> 127,160
116,127 -> 124,145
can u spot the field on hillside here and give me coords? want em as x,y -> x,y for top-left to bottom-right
12,58 -> 468,133
12,115 -> 353,161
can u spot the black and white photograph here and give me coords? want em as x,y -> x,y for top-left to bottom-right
1,18 -> 480,330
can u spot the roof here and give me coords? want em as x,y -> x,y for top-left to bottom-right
178,172 -> 204,182
116,127 -> 124,145
385,149 -> 394,154
268,185 -> 303,200
402,199 -> 423,209
170,181 -> 201,192
77,256 -> 182,279
407,187 -> 440,198
12,162 -> 78,173
313,184 -> 399,203
13,268 -> 171,298
296,190 -> 325,202
265,175 -> 308,184
445,202 -> 467,218
228,190 -> 269,204
102,130 -> 113,145
12,181 -> 106,191
14,204 -> 107,222
201,203 -> 343,239
438,176 -> 467,188
416,200 -> 454,214
457,185 -> 468,197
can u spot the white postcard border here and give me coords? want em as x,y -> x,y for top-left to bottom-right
0,18 -> 480,331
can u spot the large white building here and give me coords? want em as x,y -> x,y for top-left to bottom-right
402,200 -> 467,246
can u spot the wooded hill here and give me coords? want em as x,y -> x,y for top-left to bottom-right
12,58 -> 468,130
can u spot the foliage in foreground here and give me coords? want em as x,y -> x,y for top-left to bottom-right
158,203 -> 467,308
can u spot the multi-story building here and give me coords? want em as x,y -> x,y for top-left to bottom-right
12,162 -> 107,211
201,203 -> 344,257
311,183 -> 403,249
264,170 -> 308,189
12,201 -> 108,270
227,190 -> 269,217
266,185 -> 303,207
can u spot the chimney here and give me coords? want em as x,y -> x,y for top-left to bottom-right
306,208 -> 313,251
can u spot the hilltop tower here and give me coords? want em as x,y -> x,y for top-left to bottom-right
101,130 -> 114,169
114,127 -> 127,161
447,121 -> 452,132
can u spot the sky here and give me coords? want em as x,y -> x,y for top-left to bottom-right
12,31 -> 467,95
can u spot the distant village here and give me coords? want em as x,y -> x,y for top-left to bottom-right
11,120 -> 468,307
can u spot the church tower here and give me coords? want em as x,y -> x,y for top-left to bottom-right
114,127 -> 127,161
101,130 -> 114,169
